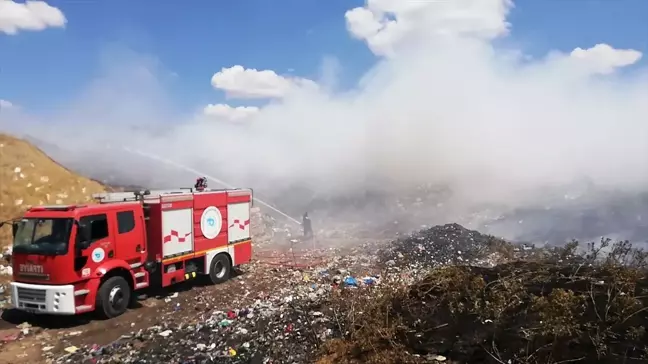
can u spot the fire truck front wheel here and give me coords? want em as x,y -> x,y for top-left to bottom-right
208,254 -> 231,284
96,276 -> 132,319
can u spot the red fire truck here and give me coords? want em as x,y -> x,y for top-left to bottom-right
9,185 -> 253,318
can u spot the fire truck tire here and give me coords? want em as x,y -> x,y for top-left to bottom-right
208,254 -> 231,284
96,276 -> 132,319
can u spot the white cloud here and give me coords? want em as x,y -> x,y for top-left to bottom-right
568,43 -> 643,74
203,103 -> 259,121
210,65 -> 317,99
345,0 -> 513,56
0,99 -> 14,109
0,0 -> 66,35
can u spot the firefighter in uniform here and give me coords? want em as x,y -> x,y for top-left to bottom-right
194,177 -> 208,191
302,212 -> 313,240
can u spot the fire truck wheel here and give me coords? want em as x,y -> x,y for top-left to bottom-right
96,276 -> 131,319
208,254 -> 231,284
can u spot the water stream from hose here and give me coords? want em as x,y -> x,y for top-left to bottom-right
122,147 -> 302,225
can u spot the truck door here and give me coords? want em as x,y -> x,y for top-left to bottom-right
112,208 -> 147,264
78,213 -> 113,272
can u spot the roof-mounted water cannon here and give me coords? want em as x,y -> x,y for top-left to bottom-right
194,177 -> 208,191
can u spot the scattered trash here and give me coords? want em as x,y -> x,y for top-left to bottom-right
378,223 -> 533,272
6,220 -> 643,364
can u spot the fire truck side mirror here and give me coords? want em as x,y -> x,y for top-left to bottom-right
11,222 -> 18,239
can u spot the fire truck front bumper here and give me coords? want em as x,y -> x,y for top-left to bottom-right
10,282 -> 76,315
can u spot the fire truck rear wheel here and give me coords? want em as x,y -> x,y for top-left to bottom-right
96,276 -> 131,319
208,254 -> 231,284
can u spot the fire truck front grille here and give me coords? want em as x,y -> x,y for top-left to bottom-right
17,287 -> 47,303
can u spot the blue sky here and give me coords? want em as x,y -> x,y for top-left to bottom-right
1,0 -> 647,114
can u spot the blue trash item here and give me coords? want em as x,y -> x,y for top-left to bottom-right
318,269 -> 330,277
344,276 -> 358,286
363,276 -> 377,285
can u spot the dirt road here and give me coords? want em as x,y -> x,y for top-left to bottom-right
0,239 -> 363,364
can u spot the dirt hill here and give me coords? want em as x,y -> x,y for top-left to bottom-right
0,133 -> 106,249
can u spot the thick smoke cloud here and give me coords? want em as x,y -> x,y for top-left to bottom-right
1,0 -> 647,243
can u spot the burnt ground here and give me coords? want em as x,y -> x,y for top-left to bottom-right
321,262 -> 648,364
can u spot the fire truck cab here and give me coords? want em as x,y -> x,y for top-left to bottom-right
9,185 -> 253,318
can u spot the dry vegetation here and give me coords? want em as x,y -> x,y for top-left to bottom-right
0,133 -> 106,249
321,239 -> 648,364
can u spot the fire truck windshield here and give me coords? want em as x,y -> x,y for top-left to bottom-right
12,218 -> 73,256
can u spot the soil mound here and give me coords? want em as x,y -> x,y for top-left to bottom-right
0,133 -> 106,249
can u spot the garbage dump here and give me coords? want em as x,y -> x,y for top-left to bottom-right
2,222 -> 645,364
378,223 -> 537,271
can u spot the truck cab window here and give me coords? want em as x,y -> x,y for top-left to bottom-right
12,218 -> 73,255
79,214 -> 109,242
117,211 -> 135,234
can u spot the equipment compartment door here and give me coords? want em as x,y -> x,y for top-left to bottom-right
227,202 -> 251,243
161,208 -> 194,258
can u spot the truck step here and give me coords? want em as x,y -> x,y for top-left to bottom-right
135,282 -> 149,289
74,289 -> 90,296
75,305 -> 93,313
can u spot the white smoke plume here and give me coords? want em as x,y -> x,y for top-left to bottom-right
1,0 -> 647,242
